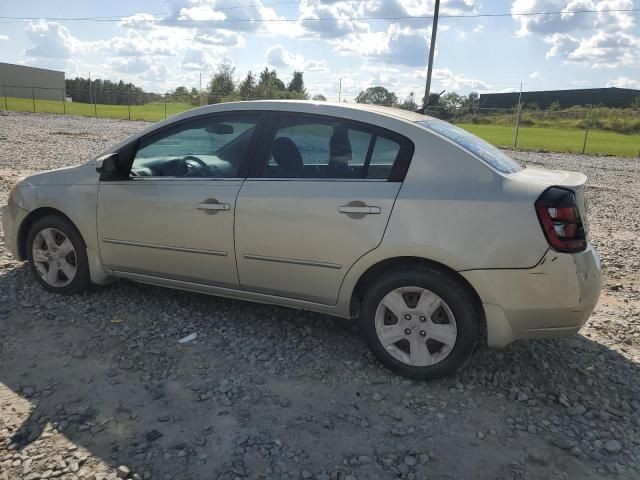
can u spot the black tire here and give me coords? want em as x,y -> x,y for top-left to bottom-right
26,215 -> 91,295
360,265 -> 479,380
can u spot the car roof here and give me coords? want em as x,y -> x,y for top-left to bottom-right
180,100 -> 434,125
102,100 -> 435,159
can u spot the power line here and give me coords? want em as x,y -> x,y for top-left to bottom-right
0,8 -> 638,24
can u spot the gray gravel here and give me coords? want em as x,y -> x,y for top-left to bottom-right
1,111 -> 639,479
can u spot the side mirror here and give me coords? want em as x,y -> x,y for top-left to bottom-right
96,153 -> 123,180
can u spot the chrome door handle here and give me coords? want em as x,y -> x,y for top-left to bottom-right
196,202 -> 230,211
338,205 -> 381,214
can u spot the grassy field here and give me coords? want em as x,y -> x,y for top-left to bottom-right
3,96 -> 192,121
2,96 -> 639,157
459,123 -> 640,158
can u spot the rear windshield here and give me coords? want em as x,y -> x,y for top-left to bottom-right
417,120 -> 522,174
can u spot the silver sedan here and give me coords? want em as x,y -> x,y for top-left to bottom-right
2,101 -> 602,379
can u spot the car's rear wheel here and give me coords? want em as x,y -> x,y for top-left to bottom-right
26,215 -> 91,295
360,265 -> 479,380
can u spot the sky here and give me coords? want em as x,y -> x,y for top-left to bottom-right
0,0 -> 639,101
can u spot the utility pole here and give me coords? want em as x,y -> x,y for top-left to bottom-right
199,72 -> 203,106
88,71 -> 92,113
338,77 -> 342,102
423,0 -> 440,110
514,82 -> 523,149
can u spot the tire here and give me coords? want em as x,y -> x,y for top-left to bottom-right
360,265 -> 479,380
26,215 -> 91,295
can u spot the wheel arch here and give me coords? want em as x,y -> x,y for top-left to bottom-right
349,256 -> 487,347
17,207 -> 82,260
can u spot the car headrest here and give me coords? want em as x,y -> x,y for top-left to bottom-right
272,137 -> 303,171
330,126 -> 352,163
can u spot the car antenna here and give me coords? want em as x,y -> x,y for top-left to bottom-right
416,90 -> 446,114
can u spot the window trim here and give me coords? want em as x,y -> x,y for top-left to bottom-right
247,111 -> 414,182
115,111 -> 267,180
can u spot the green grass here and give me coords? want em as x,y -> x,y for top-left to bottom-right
457,123 -> 640,158
2,96 -> 193,121
2,96 -> 639,157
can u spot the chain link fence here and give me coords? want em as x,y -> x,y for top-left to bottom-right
1,85 -> 201,121
424,105 -> 640,158
2,84 -> 639,157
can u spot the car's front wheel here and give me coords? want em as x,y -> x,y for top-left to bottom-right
360,265 -> 479,380
26,215 -> 91,295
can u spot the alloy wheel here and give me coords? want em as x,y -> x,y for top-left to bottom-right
374,286 -> 457,367
31,228 -> 78,288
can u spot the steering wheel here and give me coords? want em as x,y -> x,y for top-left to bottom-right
180,155 -> 208,177
182,155 -> 207,168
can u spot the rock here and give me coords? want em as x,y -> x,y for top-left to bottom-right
117,465 -> 130,478
567,404 -> 586,416
549,435 -> 574,451
604,440 -> 622,454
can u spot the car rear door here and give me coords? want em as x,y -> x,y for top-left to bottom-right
234,112 -> 414,305
97,112 -> 264,288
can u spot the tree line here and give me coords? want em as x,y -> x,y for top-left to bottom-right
64,65 -> 481,115
65,77 -> 163,105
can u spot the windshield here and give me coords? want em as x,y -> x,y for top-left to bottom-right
417,120 -> 523,174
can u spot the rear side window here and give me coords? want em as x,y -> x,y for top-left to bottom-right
259,114 -> 412,181
417,120 -> 522,174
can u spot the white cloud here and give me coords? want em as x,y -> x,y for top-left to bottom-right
606,76 -> 640,89
161,0 -> 281,33
512,0 -> 598,37
513,1 -> 639,69
267,44 -> 305,69
24,21 -> 79,58
178,4 -> 227,22
545,31 -> 640,68
194,29 -> 244,47
104,32 -> 175,57
529,70 -> 542,79
335,24 -> 428,67
0,34 -> 9,41
298,0 -> 369,39
305,60 -> 329,72
428,67 -> 492,91
119,13 -> 157,30
266,45 -> 329,73
108,57 -> 154,74
181,48 -> 225,71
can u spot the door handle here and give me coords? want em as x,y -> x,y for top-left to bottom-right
196,199 -> 230,211
338,205 -> 381,214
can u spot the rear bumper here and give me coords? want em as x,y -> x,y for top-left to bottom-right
462,246 -> 602,348
1,204 -> 28,260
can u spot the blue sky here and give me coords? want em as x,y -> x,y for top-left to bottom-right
0,0 -> 638,101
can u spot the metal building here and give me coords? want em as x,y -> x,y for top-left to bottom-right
479,87 -> 640,110
0,62 -> 65,102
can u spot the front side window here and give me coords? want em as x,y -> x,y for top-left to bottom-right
131,114 -> 260,178
261,115 -> 405,180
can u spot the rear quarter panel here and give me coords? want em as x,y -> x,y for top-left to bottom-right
336,125 -> 551,314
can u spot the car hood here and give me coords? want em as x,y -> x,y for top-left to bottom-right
19,163 -> 99,187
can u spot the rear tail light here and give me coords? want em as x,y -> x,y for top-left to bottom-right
535,187 -> 586,253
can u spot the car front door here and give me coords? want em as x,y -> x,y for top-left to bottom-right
97,112 -> 264,288
234,112 -> 414,304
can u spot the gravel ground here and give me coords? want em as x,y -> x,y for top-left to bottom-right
0,111 -> 638,480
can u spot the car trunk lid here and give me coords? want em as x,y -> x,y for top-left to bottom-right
509,167 -> 589,233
